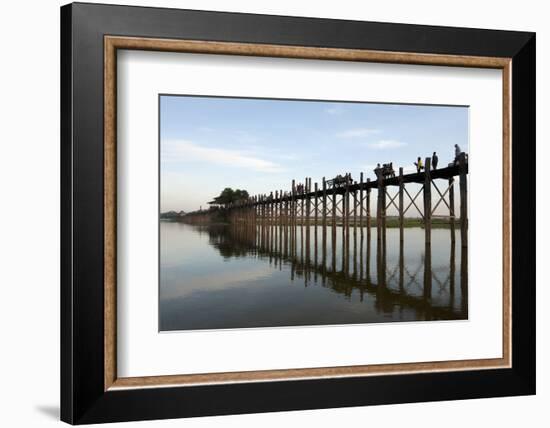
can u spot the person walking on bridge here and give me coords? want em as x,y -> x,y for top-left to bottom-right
414,157 -> 424,173
432,152 -> 438,170
374,163 -> 382,178
454,144 -> 462,164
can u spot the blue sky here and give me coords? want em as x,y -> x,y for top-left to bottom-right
160,95 -> 468,213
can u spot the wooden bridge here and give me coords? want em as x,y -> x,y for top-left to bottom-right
193,154 -> 469,250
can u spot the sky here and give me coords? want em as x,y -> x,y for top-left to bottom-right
160,95 -> 468,214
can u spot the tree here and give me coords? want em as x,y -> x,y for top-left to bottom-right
208,188 -> 249,207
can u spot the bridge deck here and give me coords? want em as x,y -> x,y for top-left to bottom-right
257,163 -> 466,205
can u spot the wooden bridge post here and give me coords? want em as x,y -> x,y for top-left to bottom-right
274,191 -> 278,251
291,179 -> 296,246
283,192 -> 288,254
322,177 -> 327,228
332,182 -> 337,233
359,172 -> 364,230
270,191 -> 275,252
376,173 -> 383,245
280,195 -> 283,252
301,177 -> 306,227
265,194 -> 269,249
382,181 -> 387,253
262,193 -> 269,250
252,195 -> 256,228
399,167 -> 404,243
279,189 -> 284,227
306,177 -> 311,226
254,195 -> 259,246
274,190 -> 278,221
448,177 -> 456,244
459,153 -> 468,248
345,178 -> 350,248
314,182 -> 318,266
262,194 -> 269,249
423,157 -> 432,246
353,182 -> 357,236
322,177 -> 327,274
305,178 -> 310,265
366,178 -> 371,242
250,198 -> 253,225
314,182 -> 318,226
260,195 -> 264,249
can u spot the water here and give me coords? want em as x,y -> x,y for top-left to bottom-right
160,221 -> 467,331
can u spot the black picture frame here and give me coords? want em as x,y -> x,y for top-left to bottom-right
61,2 -> 535,424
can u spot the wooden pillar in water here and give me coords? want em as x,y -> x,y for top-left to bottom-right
398,167 -> 404,243
322,177 -> 327,273
359,173 -> 364,230
314,181 -> 318,267
382,182 -> 387,256
291,179 -> 296,251
261,195 -> 265,249
457,154 -> 469,312
366,178 -> 371,242
251,197 -> 254,227
283,192 -> 288,255
449,177 -> 456,244
353,183 -> 357,236
332,183 -> 337,232
459,153 -> 468,248
322,178 -> 327,227
280,189 -> 284,227
274,191 -> 278,253
376,173 -> 383,244
423,157 -> 432,245
255,195 -> 260,248
314,182 -> 318,226
270,191 -> 274,252
265,193 -> 269,250
301,177 -> 306,226
306,177 -> 311,226
279,190 -> 283,252
345,178 -> 350,248
254,195 -> 258,225
305,178 -> 310,268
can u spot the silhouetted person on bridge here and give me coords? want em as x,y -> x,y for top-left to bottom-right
454,144 -> 463,164
414,157 -> 424,173
374,163 -> 382,178
432,152 -> 438,170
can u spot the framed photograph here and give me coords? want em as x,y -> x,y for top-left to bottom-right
61,2 -> 535,424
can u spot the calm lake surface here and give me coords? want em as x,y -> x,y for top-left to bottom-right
160,221 -> 467,331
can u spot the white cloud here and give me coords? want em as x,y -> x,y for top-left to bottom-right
162,139 -> 284,173
325,106 -> 344,115
367,139 -> 408,150
336,128 -> 380,138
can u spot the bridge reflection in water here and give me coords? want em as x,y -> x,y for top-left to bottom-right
161,217 -> 468,330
